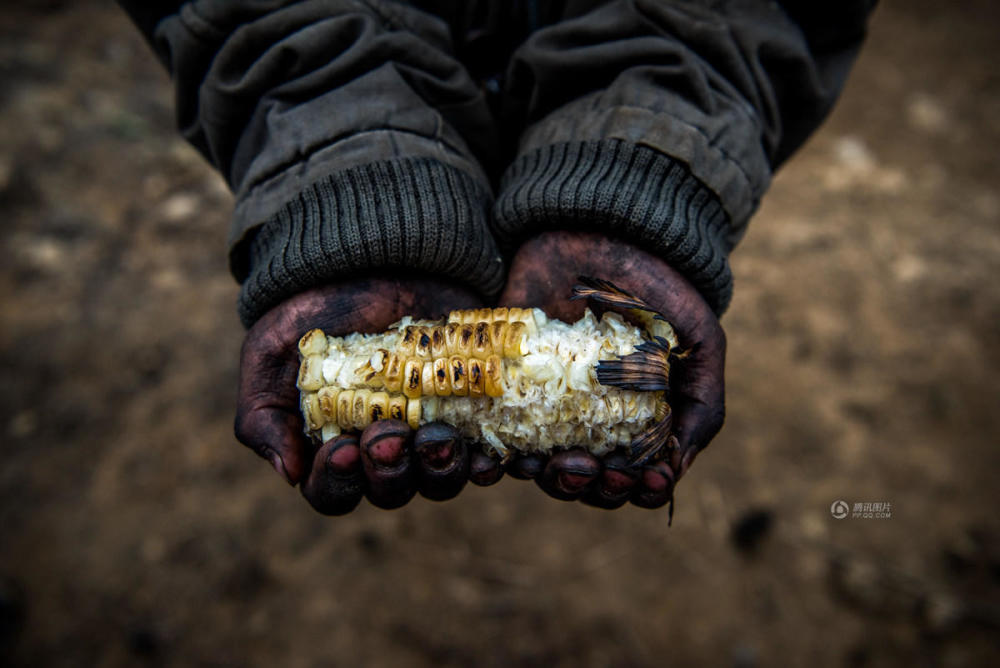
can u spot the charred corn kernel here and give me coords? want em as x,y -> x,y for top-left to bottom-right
414,327 -> 433,359
403,358 -> 422,399
388,394 -> 407,422
443,323 -> 461,353
489,321 -> 508,355
357,349 -> 389,385
484,355 -> 503,397
449,356 -> 468,396
369,391 -> 389,423
406,397 -> 421,430
473,322 -> 491,358
299,329 -> 328,356
433,357 -> 451,396
298,280 -> 683,464
352,389 -> 372,429
467,358 -> 485,397
430,326 -> 448,358
351,320 -> 526,399
503,321 -> 527,357
456,324 -> 474,357
336,390 -> 355,430
398,326 -> 419,357
298,354 -> 325,391
383,354 -> 403,393
302,392 -> 324,431
317,387 -> 340,420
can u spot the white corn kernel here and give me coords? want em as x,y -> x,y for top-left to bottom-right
320,423 -> 341,443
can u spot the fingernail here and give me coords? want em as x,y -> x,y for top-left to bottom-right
557,469 -> 594,493
680,448 -> 698,476
415,437 -> 456,468
328,439 -> 360,475
602,467 -> 637,496
641,465 -> 675,495
362,420 -> 410,468
269,452 -> 294,486
413,423 -> 459,466
509,454 -> 544,479
469,449 -> 503,486
367,433 -> 408,469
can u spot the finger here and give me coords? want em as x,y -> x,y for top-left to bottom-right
234,405 -> 309,485
581,452 -> 640,509
360,419 -> 416,509
300,435 -> 365,515
507,453 -> 545,480
413,422 -> 469,501
669,401 -> 724,480
536,448 -> 600,501
236,324 -> 307,485
631,460 -> 676,509
469,447 -> 504,486
669,322 -> 726,481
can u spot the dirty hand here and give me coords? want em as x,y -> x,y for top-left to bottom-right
235,277 -> 482,514
497,230 -> 726,509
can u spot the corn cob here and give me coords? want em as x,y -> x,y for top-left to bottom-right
297,278 -> 684,465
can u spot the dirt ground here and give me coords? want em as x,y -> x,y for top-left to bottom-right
1,1 -> 998,666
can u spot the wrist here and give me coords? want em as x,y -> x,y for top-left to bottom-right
233,158 -> 503,329
494,140 -> 733,315
503,230 -> 709,323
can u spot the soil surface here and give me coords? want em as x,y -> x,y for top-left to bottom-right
2,2 -> 998,666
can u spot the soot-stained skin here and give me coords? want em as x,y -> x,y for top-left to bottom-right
501,230 -> 727,512
235,276 -> 485,513
237,233 -> 723,516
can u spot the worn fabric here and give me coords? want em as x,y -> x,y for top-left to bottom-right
118,0 -> 876,326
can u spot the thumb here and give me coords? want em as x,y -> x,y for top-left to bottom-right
234,404 -> 310,485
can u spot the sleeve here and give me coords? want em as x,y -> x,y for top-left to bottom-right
117,0 -> 505,327
494,0 -> 877,314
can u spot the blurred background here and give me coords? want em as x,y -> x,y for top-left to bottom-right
1,1 -> 998,666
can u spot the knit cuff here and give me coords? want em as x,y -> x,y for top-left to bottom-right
237,157 -> 504,328
494,140 -> 733,314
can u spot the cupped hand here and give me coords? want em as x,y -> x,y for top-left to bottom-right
499,230 -> 727,510
234,277 -> 485,514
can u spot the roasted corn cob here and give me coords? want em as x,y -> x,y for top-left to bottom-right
297,278 -> 683,465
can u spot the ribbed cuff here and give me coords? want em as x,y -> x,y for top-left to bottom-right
494,140 -> 733,314
236,157 -> 504,328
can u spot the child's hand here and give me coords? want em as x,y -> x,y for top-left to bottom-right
500,231 -> 726,509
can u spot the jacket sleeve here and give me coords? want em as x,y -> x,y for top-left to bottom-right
494,0 -> 877,314
117,0 -> 504,327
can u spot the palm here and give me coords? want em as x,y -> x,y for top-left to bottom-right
235,277 -> 483,513
500,230 -> 726,509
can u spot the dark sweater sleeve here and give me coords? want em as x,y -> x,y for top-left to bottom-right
117,0 -> 504,327
495,0 -> 877,314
